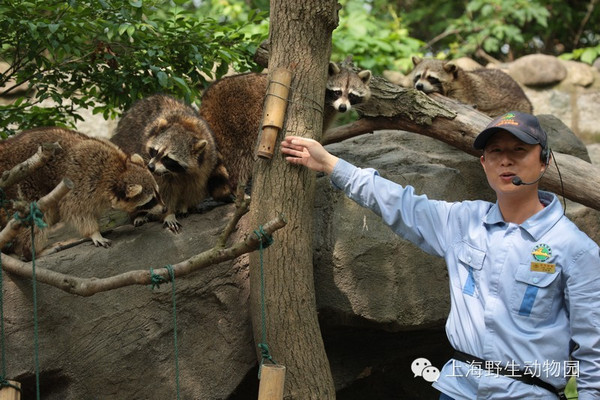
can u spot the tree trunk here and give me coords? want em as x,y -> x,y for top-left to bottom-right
248,1 -> 338,399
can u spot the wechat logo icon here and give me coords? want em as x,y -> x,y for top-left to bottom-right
411,357 -> 440,383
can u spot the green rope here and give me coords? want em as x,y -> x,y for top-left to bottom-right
149,268 -> 169,289
9,202 -> 46,400
12,201 -> 47,229
28,202 -> 42,400
150,265 -> 180,400
253,226 -> 276,379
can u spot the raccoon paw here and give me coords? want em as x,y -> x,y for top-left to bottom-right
90,232 -> 112,248
133,215 -> 149,227
163,214 -> 182,233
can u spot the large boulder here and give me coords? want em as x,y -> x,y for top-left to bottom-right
2,205 -> 255,400
508,54 -> 567,86
2,128 -> 598,400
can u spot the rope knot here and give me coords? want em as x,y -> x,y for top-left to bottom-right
257,342 -> 277,379
0,377 -> 21,392
258,342 -> 276,363
13,202 -> 47,229
149,265 -> 173,290
253,226 -> 273,249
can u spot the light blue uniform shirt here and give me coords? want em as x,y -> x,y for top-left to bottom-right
331,159 -> 600,400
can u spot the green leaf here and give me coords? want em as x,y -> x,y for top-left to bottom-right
581,48 -> 599,65
156,71 -> 168,88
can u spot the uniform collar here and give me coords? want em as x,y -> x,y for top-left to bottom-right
483,191 -> 563,240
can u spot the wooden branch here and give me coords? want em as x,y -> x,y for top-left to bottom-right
0,142 -> 62,190
216,184 -> 250,248
0,213 -> 287,296
322,81 -> 600,212
0,178 -> 73,249
573,0 -> 598,48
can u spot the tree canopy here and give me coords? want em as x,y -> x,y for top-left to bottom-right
0,0 -> 267,136
0,0 -> 598,135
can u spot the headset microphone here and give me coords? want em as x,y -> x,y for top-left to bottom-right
511,168 -> 547,186
512,145 -> 551,186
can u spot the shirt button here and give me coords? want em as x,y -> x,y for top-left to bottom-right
533,277 -> 540,284
467,256 -> 472,263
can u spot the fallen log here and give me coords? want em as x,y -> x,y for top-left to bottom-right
323,77 -> 600,211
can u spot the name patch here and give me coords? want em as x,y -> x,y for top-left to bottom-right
530,262 -> 555,273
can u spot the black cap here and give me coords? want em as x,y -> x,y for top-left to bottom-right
473,111 -> 547,150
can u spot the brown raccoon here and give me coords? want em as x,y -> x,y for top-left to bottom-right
111,94 -> 231,232
198,60 -> 372,189
411,56 -> 533,117
0,127 -> 165,260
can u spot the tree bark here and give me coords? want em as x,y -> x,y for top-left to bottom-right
248,1 -> 339,399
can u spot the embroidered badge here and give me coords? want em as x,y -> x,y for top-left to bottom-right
531,244 -> 552,262
530,244 -> 555,273
495,112 -> 519,127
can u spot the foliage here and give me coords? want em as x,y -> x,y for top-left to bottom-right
560,43 -> 600,64
332,0 -> 424,74
399,0 -> 599,66
1,0 -> 598,137
0,0 -> 267,137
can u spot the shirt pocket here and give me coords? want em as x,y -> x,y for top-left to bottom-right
511,263 -> 562,319
456,242 -> 485,298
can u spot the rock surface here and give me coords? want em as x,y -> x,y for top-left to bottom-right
3,127 -> 598,399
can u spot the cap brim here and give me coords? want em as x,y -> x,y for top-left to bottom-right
473,126 -> 540,150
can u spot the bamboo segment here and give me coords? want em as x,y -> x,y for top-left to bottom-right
256,68 -> 293,159
257,364 -> 286,400
0,381 -> 21,400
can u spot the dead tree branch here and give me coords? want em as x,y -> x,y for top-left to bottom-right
0,178 -> 73,249
1,212 -> 286,297
0,142 -> 62,190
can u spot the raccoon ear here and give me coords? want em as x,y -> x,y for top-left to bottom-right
328,62 -> 340,76
155,118 -> 169,131
180,116 -> 199,132
412,56 -> 422,66
126,184 -> 143,198
193,139 -> 208,153
130,153 -> 145,166
443,62 -> 458,75
358,70 -> 372,85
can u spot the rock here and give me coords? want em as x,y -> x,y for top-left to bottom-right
453,57 -> 483,71
560,59 -> 596,87
588,143 -> 600,165
508,54 -> 567,86
3,128 -> 599,399
537,114 -> 591,162
593,57 -> 600,72
3,205 -> 255,400
382,70 -> 412,87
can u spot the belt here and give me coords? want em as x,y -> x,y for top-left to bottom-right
453,350 -> 567,400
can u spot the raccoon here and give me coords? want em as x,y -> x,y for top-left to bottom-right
198,59 -> 372,190
0,127 -> 165,260
111,94 -> 231,232
411,56 -> 533,117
